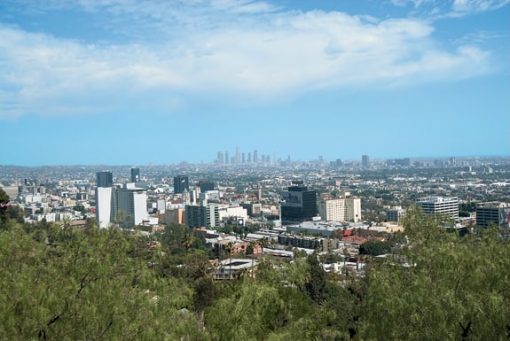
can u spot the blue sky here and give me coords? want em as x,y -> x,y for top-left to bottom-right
0,0 -> 509,165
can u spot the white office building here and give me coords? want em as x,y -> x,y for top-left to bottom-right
417,196 -> 459,219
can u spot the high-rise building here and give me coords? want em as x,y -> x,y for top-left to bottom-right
247,152 -> 252,163
476,202 -> 510,228
95,172 -> 148,229
96,186 -> 114,228
96,171 -> 113,188
253,150 -> 258,163
319,198 -> 362,223
242,152 -> 245,164
173,175 -> 189,194
417,196 -> 459,219
130,167 -> 140,183
217,151 -> 224,164
225,151 -> 230,165
281,184 -> 318,224
345,197 -> 362,222
114,185 -> 148,227
362,155 -> 370,168
96,171 -> 114,228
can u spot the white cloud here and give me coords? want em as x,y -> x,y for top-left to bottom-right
388,0 -> 510,16
0,1 -> 495,118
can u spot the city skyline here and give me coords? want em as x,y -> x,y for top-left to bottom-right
0,0 -> 509,165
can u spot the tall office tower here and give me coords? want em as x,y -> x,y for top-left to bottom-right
253,150 -> 258,163
242,153 -> 245,164
114,184 -> 148,227
235,147 -> 240,164
225,151 -> 230,165
257,186 -> 263,201
95,171 -> 114,229
476,202 -> 510,228
96,171 -> 113,188
280,184 -> 318,224
362,155 -> 370,168
217,151 -> 224,164
173,175 -> 189,194
417,196 -> 459,219
130,167 -> 140,183
247,152 -> 252,163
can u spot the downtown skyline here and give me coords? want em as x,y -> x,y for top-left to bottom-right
0,0 -> 509,166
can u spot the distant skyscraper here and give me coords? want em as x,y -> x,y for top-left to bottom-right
248,152 -> 252,163
217,151 -> 224,164
225,151 -> 230,165
130,167 -> 140,183
242,152 -> 245,164
235,147 -> 240,164
174,175 -> 189,194
96,171 -> 113,187
253,150 -> 258,163
362,155 -> 370,168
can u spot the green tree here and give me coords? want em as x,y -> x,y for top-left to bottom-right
304,253 -> 326,304
359,207 -> 510,340
359,240 -> 392,256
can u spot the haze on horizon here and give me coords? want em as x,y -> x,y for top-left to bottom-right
0,0 -> 509,166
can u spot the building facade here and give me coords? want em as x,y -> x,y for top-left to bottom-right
476,202 -> 510,228
417,196 -> 459,219
281,185 -> 318,224
319,198 -> 362,223
174,175 -> 189,194
130,168 -> 140,183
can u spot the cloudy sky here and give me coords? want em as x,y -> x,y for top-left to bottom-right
0,0 -> 509,165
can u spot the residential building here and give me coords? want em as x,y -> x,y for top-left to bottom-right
185,204 -> 220,228
318,197 -> 361,223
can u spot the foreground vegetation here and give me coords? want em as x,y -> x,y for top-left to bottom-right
0,203 -> 509,339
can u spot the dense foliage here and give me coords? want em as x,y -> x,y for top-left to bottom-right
0,201 -> 509,340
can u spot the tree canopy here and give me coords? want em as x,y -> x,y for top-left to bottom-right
0,207 -> 509,340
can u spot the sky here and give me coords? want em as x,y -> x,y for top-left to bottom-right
0,0 -> 509,165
